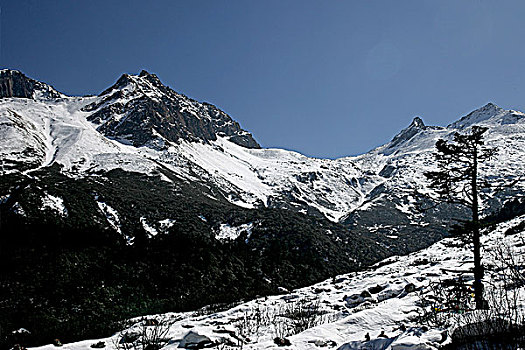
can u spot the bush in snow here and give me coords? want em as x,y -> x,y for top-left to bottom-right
112,318 -> 170,350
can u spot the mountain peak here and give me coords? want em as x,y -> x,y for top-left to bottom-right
483,102 -> 498,109
138,70 -> 164,88
448,102 -> 506,129
138,69 -> 161,83
410,116 -> 425,128
474,102 -> 505,116
86,71 -> 260,149
139,69 -> 155,78
0,69 -> 64,99
100,70 -> 166,97
380,116 -> 426,155
101,72 -> 137,95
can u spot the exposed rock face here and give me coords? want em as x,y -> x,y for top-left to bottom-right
382,117 -> 427,155
177,331 -> 213,349
0,70 -> 63,99
83,70 -> 260,149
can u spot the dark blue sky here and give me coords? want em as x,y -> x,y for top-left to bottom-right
2,1 -> 525,158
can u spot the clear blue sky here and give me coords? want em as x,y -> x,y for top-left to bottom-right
2,0 -> 525,158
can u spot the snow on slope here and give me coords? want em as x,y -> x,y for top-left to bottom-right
29,215 -> 525,350
0,92 -> 369,220
2,71 -> 525,223
5,71 -> 525,348
164,137 -> 368,220
0,96 -> 162,176
216,222 -> 254,241
0,107 -> 48,171
343,108 -> 525,224
0,72 -> 372,220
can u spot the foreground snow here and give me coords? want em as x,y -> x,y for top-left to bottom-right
30,215 -> 525,350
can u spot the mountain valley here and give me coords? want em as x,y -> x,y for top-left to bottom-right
2,69 -> 525,349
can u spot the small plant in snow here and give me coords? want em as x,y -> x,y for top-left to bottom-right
272,298 -> 326,337
234,305 -> 275,344
233,297 -> 329,344
280,298 -> 325,334
112,318 -> 170,350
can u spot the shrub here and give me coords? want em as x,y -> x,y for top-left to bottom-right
113,318 -> 170,350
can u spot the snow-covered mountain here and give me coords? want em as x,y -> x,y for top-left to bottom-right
2,69 -> 525,257
2,70 -> 524,224
84,70 -> 259,149
3,70 -> 525,349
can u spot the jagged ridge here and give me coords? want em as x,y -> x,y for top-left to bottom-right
82,70 -> 260,149
0,70 -> 63,99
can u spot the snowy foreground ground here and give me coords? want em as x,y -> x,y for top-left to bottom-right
32,216 -> 525,350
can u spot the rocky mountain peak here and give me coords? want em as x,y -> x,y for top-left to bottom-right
138,69 -> 159,81
0,69 -> 63,99
410,116 -> 425,128
381,116 -> 427,155
85,71 -> 260,149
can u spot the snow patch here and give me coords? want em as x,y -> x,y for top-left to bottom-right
96,201 -> 133,244
216,222 -> 253,241
41,193 -> 68,217
140,217 -> 158,238
11,202 -> 25,216
159,218 -> 176,230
